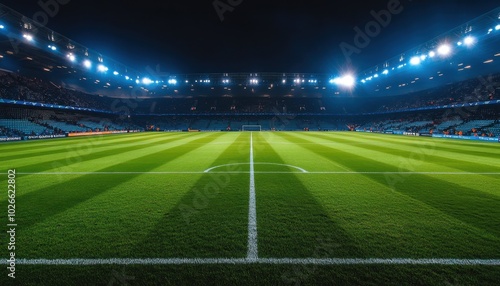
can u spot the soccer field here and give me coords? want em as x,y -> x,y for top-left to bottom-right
1,132 -> 500,285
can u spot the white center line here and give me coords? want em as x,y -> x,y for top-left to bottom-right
247,132 -> 258,261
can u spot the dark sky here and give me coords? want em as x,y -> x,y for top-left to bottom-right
1,0 -> 498,74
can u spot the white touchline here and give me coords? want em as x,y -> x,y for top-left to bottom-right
18,171 -> 500,175
247,132 -> 258,260
7,258 -> 500,266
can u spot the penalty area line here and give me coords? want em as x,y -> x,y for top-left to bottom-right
8,258 -> 500,266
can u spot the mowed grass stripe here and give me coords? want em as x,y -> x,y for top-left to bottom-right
256,132 -> 350,172
347,133 -> 500,160
0,132 -> 169,161
274,132 -> 500,240
129,132 -> 251,258
346,132 -> 500,152
12,131 -> 201,173
3,132 -> 194,172
315,132 -> 500,171
19,133 -> 247,259
254,132 -> 366,258
11,133 -> 227,231
266,133 -> 500,258
4,133 -> 197,196
299,132 -> 500,197
0,132 -> 152,154
297,132 -> 498,173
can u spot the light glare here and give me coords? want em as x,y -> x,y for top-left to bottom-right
437,44 -> 451,56
83,59 -> 92,69
410,56 -> 421,65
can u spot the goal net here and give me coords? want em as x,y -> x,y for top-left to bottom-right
242,125 -> 262,132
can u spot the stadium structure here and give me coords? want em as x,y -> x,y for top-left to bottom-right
0,2 -> 499,285
0,4 -> 499,136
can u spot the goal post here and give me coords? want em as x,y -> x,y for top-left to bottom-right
242,125 -> 262,132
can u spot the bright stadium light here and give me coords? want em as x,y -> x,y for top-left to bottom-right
410,56 -> 421,65
463,36 -> 475,46
168,79 -> 177,85
420,54 -> 427,61
333,74 -> 355,88
0,25 -> 4,29
83,59 -> 92,69
23,34 -> 34,42
437,44 -> 451,56
496,24 -> 500,31
48,45 -> 57,51
67,53 -> 76,62
97,64 -> 108,72
429,51 -> 436,58
382,69 -> 389,75
142,77 -> 153,85
125,75 -> 130,80
113,71 -> 119,76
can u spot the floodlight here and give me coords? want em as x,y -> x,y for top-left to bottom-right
23,34 -> 34,42
429,51 -> 436,58
463,36 -> 475,46
168,79 -> 177,85
410,56 -> 421,65
0,25 -> 4,29
97,64 -> 108,72
382,69 -> 389,75
67,53 -> 76,62
83,59 -> 92,69
113,71 -> 119,76
496,25 -> 500,31
48,45 -> 57,51
333,75 -> 355,88
437,44 -> 451,56
420,55 -> 427,61
142,78 -> 153,85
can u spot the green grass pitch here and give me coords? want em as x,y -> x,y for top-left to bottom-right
1,131 -> 499,285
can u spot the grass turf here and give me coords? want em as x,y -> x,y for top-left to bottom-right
0,131 -> 499,285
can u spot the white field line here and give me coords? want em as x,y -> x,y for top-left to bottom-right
204,162 -> 308,173
247,132 -> 258,260
17,171 -> 500,175
6,258 -> 500,266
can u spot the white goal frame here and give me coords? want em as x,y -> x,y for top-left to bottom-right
242,125 -> 262,132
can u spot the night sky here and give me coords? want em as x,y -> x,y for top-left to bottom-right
1,0 -> 498,74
